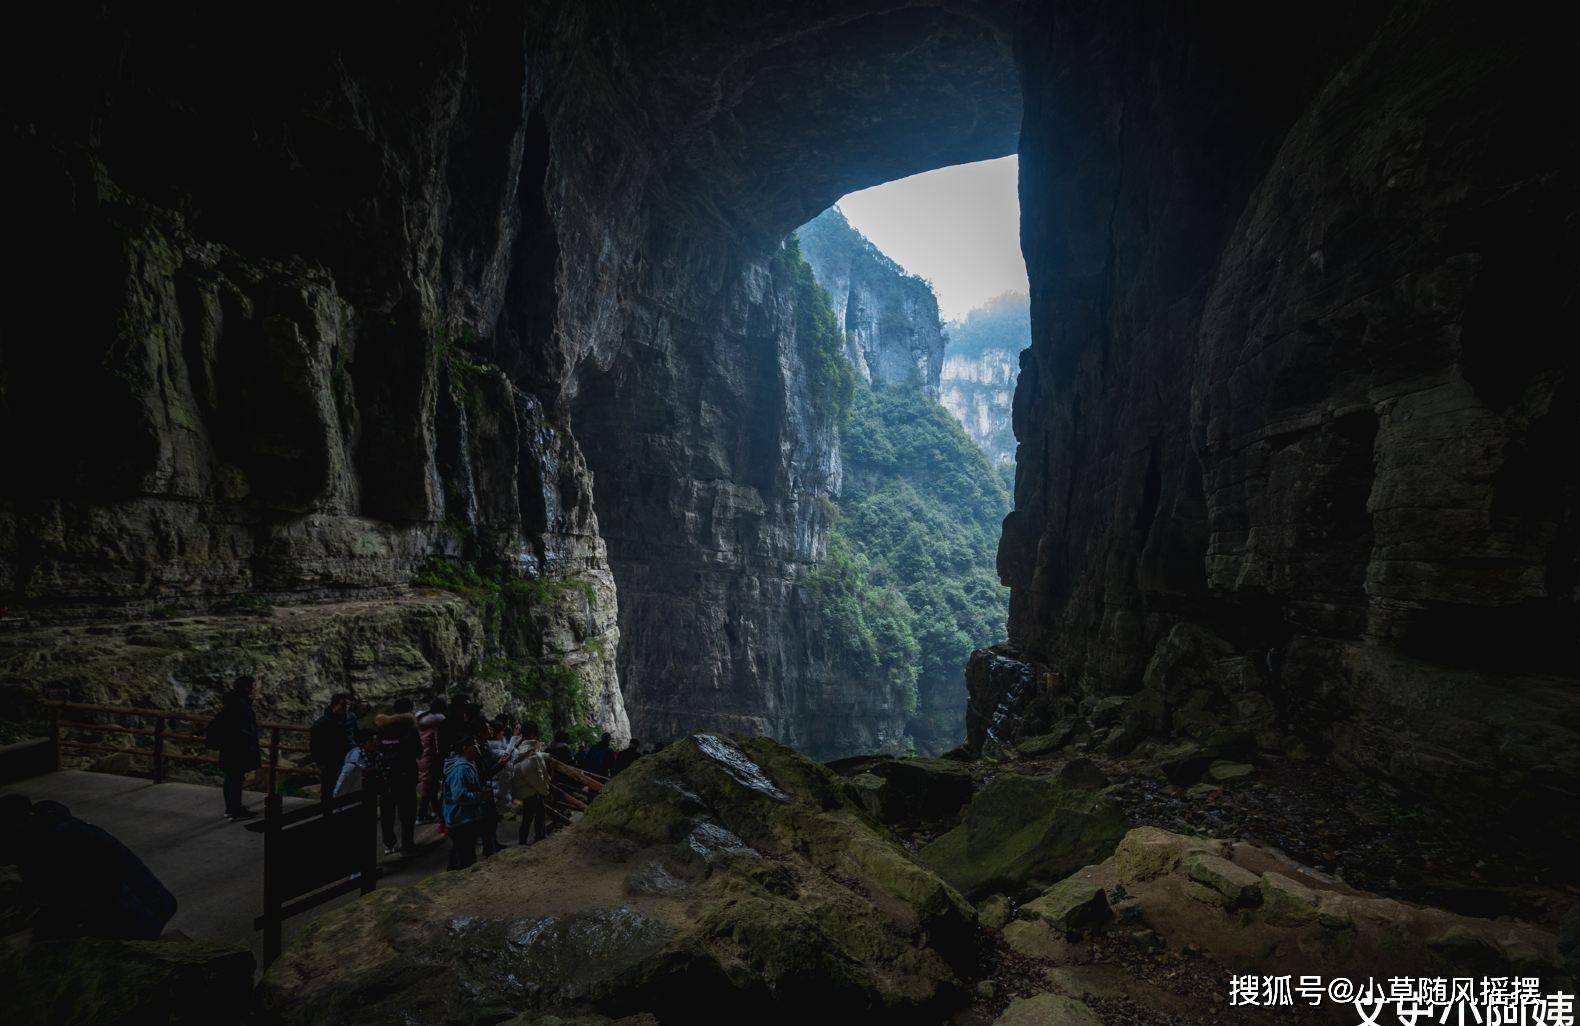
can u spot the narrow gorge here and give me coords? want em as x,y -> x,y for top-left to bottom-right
1,2 -> 1576,1023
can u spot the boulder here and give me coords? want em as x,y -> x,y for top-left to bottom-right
1058,758 -> 1108,789
1259,872 -> 1318,926
1015,725 -> 1075,759
1064,828 -> 1561,983
1113,827 -> 1215,885
833,756 -> 974,825
261,734 -> 977,1025
1185,853 -> 1263,909
1020,878 -> 1111,936
1152,728 -> 1256,786
917,773 -> 1131,901
1205,761 -> 1254,783
992,993 -> 1103,1026
3,937 -> 254,1026
976,894 -> 1014,930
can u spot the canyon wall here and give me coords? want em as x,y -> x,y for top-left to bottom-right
941,292 -> 1029,466
993,0 -> 1579,821
796,207 -> 944,391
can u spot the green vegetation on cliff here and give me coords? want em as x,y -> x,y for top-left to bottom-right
807,378 -> 1011,753
945,289 -> 1030,358
412,555 -> 598,743
783,234 -> 856,425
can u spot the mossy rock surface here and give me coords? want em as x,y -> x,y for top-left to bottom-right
264,733 -> 976,1025
917,772 -> 1131,901
2,937 -> 254,1026
1021,877 -> 1111,935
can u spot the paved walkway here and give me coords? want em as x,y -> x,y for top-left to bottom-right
2,770 -> 455,967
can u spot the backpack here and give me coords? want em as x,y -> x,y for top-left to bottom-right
511,747 -> 551,798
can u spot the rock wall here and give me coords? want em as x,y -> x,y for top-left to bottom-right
940,349 -> 1018,465
998,0 -> 1579,819
796,207 -> 944,390
552,2 -> 1020,757
0,5 -> 626,736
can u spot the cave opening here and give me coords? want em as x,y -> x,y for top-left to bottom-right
776,156 -> 1029,760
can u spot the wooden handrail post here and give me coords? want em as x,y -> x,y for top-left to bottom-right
152,715 -> 166,783
267,725 -> 281,797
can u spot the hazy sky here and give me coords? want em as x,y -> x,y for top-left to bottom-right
836,155 -> 1028,322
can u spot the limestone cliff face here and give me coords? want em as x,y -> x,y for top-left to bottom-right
569,243 -> 874,756
795,207 -> 944,390
995,0 -> 1579,822
940,350 -> 1017,465
940,292 -> 1029,465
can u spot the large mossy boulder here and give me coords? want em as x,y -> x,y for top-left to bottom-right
261,734 -> 977,1025
828,755 -> 974,826
916,772 -> 1131,901
3,937 -> 254,1026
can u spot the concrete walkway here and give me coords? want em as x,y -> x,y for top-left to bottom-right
2,770 -> 455,967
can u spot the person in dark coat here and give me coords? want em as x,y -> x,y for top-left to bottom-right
584,732 -> 615,777
546,729 -> 576,768
374,698 -> 421,855
612,737 -> 642,776
212,675 -> 261,820
309,692 -> 355,803
0,794 -> 177,940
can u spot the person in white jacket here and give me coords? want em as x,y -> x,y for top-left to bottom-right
480,720 -> 522,856
510,722 -> 551,845
333,730 -> 379,797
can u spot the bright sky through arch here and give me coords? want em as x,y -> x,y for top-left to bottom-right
835,155 -> 1028,321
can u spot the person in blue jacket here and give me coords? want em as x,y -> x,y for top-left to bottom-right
441,736 -> 482,870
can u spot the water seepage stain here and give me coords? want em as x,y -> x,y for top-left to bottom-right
690,733 -> 788,802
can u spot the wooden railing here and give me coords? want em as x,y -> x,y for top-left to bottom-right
547,757 -> 605,817
46,700 -> 314,796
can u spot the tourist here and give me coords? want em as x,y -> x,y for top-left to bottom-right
208,675 -> 261,821
0,795 -> 177,941
416,696 -> 447,823
547,729 -> 576,768
612,736 -> 642,776
309,692 -> 355,802
584,731 -> 615,776
441,736 -> 483,870
510,723 -> 550,845
375,698 -> 421,855
333,729 -> 379,797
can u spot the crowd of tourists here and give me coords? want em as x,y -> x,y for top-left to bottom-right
206,676 -> 644,869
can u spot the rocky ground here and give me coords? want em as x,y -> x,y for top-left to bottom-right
4,730 -> 1573,1025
